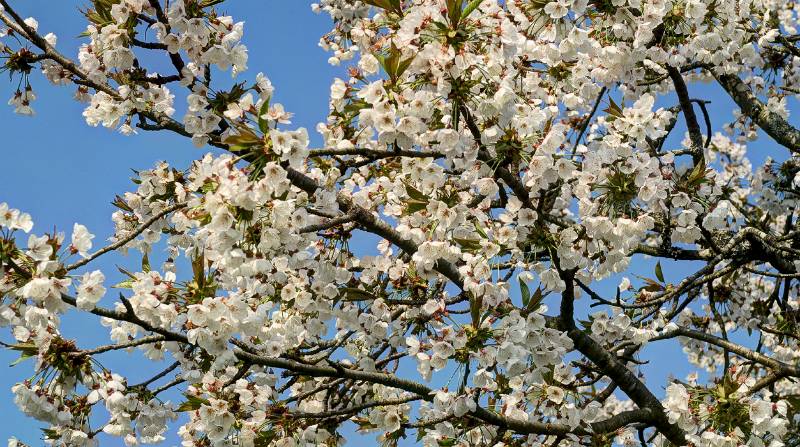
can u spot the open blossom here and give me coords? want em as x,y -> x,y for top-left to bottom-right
0,203 -> 33,232
8,87 -> 36,116
544,0 -> 571,19
618,277 -> 631,292
546,385 -> 565,404
26,234 -> 52,262
76,270 -> 105,310
20,276 -> 70,302
223,92 -> 254,120
664,383 -> 690,424
260,103 -> 293,124
358,53 -> 379,74
71,223 -> 94,258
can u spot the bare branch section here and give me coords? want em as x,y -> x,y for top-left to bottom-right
66,203 -> 186,271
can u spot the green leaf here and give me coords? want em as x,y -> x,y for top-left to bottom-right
362,0 -> 392,9
396,54 -> 415,79
403,200 -> 428,215
6,342 -> 37,353
353,416 -> 379,432
402,183 -> 430,215
431,20 -> 450,32
378,44 -> 415,83
452,96 -> 461,131
528,286 -> 544,311
341,287 -> 375,301
636,275 -> 665,292
257,98 -> 271,134
112,279 -> 135,289
142,252 -> 151,273
453,237 -> 481,251
10,352 -> 33,367
222,129 -> 262,147
404,183 -> 428,202
446,0 -> 463,27
473,220 -> 488,239
519,278 -> 531,307
362,0 -> 403,15
6,342 -> 37,367
343,99 -> 370,115
469,293 -> 482,326
460,0 -> 483,19
176,394 -> 209,412
655,261 -> 665,283
117,265 -> 136,279
253,429 -> 277,447
41,428 -> 61,440
111,195 -> 133,212
785,395 -> 800,411
376,53 -> 389,76
603,97 -> 623,120
687,158 -> 709,186
191,251 -> 205,284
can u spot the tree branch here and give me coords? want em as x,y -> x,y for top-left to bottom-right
65,202 -> 186,271
714,69 -> 800,153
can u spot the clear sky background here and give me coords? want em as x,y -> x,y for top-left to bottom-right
0,2 -> 794,446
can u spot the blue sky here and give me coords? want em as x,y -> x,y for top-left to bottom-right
0,2 -> 794,446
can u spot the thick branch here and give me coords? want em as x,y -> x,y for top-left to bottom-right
556,269 -> 687,445
667,66 -> 704,165
714,69 -> 800,153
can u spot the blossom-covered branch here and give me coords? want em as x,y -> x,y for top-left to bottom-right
1,0 -> 800,446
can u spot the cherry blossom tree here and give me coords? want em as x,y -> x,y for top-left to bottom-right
1,0 -> 800,446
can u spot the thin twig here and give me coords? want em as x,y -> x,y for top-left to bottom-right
66,203 -> 185,271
